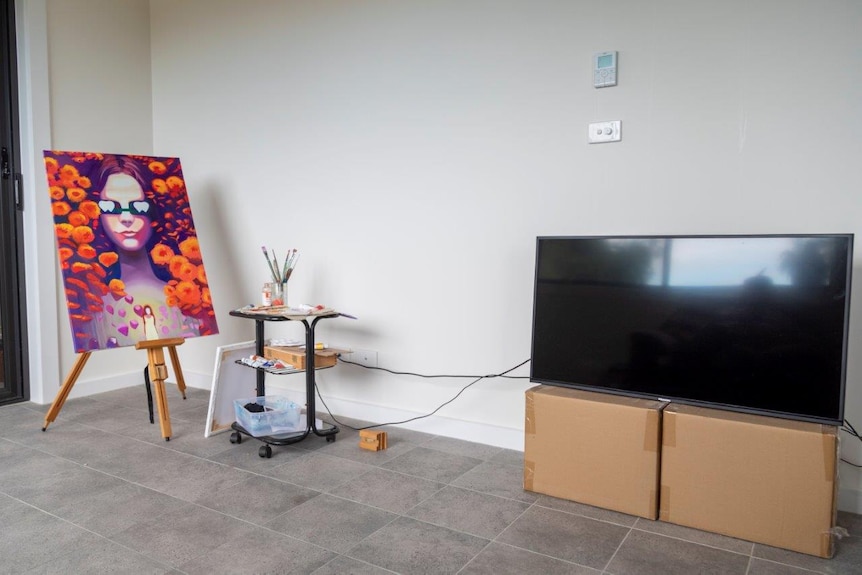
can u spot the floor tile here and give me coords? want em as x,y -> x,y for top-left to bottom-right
381,446 -> 482,483
193,473 -> 321,524
496,505 -> 629,569
632,517 -> 754,554
451,460 -> 538,503
459,542 -> 601,575
346,516 -> 488,574
328,467 -> 443,514
406,485 -> 529,539
110,502 -> 257,568
606,529 -> 751,575
311,554 -> 394,574
178,525 -> 335,575
747,557 -> 825,574
51,481 -> 181,537
263,451 -> 376,492
489,448 -> 525,467
265,493 -> 397,553
753,542 -> 859,574
21,535 -> 176,574
0,495 -> 104,571
535,494 -> 640,527
206,438 -> 310,471
423,435 -> 503,460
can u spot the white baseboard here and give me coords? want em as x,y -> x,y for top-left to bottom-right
266,382 -> 525,451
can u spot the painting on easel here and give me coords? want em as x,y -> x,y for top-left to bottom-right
44,151 -> 219,352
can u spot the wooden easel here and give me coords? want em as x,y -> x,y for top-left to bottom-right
42,337 -> 188,441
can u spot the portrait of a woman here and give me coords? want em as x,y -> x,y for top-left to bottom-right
45,151 -> 219,352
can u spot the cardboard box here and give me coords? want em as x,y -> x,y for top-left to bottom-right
524,385 -> 665,519
263,346 -> 349,370
659,404 -> 838,558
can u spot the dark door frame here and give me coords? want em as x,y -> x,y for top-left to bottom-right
0,0 -> 30,405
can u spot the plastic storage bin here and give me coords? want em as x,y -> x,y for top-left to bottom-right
234,396 -> 302,437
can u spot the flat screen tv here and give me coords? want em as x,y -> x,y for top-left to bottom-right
530,234 -> 853,425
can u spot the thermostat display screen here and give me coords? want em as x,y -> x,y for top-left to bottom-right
597,54 -> 613,68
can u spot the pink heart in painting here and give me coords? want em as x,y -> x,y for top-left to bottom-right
129,320 -> 139,330
117,325 -> 129,337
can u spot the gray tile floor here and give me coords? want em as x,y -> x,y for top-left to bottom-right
0,385 -> 860,574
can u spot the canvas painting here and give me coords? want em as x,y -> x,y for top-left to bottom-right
44,151 -> 219,352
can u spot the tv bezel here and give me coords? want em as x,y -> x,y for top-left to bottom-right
529,233 -> 854,426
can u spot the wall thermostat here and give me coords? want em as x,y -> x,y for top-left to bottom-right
593,51 -> 617,88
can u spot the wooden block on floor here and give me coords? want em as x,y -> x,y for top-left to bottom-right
359,429 -> 388,451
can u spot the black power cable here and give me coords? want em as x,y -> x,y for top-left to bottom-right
841,419 -> 862,468
314,357 -> 531,431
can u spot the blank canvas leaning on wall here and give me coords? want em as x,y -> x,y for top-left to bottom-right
44,150 -> 219,352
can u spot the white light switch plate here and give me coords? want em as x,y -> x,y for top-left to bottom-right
588,120 -> 622,144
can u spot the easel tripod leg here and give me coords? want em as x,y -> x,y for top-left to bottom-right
167,345 -> 187,399
42,352 -> 91,431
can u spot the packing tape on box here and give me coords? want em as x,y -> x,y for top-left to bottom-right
824,432 -> 837,482
658,485 -> 670,521
663,411 -> 676,448
649,489 -> 658,519
644,410 -> 660,453
821,531 -> 834,559
524,460 -> 535,491
524,392 -> 536,435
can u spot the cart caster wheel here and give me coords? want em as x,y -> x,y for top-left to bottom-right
326,435 -> 336,443
259,445 -> 272,458
230,431 -> 242,444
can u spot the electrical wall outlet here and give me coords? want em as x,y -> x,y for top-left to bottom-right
348,348 -> 378,367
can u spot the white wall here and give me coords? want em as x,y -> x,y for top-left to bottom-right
21,1 -> 862,510
44,0 -> 154,383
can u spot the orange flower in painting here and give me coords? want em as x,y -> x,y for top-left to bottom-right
178,237 -> 201,262
59,164 -> 79,180
49,186 -> 64,200
168,255 -> 188,277
166,176 -> 184,193
67,211 -> 88,227
77,176 -> 91,189
174,280 -> 201,305
148,161 -> 167,175
71,225 -> 95,244
44,156 -> 59,174
52,202 -> 71,217
55,223 -> 73,239
202,287 -> 212,305
98,252 -> 119,267
165,293 -> 180,307
152,178 -> 167,194
176,261 -> 198,282
66,188 -> 86,203
150,243 -> 175,265
79,201 -> 100,219
58,247 -> 74,261
196,265 -> 208,285
71,262 -> 91,274
108,278 -> 126,297
77,244 -> 97,260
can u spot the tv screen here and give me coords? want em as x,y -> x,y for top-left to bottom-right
530,234 -> 853,425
